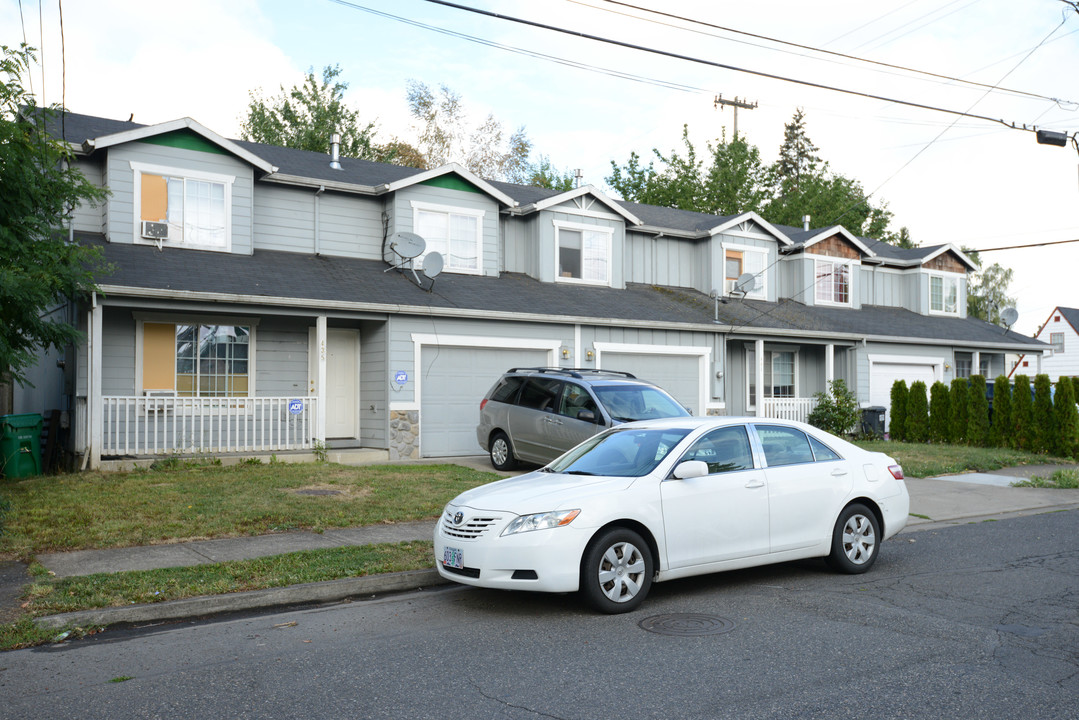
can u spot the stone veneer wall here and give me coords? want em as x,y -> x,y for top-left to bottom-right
389,410 -> 419,460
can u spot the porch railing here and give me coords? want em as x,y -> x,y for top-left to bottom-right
761,397 -> 818,424
102,396 -> 318,457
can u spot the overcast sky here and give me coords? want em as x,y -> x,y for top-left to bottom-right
4,0 -> 1076,336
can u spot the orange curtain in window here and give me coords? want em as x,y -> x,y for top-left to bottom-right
143,323 -> 175,390
141,174 -> 168,222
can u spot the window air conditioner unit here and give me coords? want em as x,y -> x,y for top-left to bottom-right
141,221 -> 169,240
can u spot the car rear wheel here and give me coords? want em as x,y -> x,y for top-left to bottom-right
489,431 -> 517,471
827,503 -> 880,574
580,528 -> 653,613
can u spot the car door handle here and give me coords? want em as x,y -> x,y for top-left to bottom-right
745,479 -> 765,489
831,468 -> 848,477
544,417 -> 563,425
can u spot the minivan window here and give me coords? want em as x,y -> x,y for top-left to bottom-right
559,383 -> 601,422
490,376 -> 526,404
592,385 -> 690,421
517,378 -> 563,412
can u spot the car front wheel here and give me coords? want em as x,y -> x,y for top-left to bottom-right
827,503 -> 880,574
580,528 -> 653,613
489,431 -> 517,471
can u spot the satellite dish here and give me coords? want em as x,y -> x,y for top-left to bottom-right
390,232 -> 425,259
733,272 -> 757,295
422,251 -> 444,279
1001,307 -> 1019,327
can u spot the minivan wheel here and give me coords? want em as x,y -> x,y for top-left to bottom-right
489,431 -> 517,471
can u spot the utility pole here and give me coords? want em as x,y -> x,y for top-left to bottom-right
714,94 -> 758,139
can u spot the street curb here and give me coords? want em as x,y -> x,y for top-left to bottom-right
903,503 -> 1079,532
33,568 -> 449,630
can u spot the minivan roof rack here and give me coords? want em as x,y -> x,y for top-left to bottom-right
506,367 -> 637,379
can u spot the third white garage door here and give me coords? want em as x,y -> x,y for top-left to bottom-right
869,359 -> 940,432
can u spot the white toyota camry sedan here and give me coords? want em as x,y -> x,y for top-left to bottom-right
435,417 -> 909,613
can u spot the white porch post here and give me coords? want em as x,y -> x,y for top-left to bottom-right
89,297 -> 103,470
316,315 -> 327,443
972,351 -> 981,376
1036,352 -> 1043,375
825,343 -> 835,386
755,338 -> 765,418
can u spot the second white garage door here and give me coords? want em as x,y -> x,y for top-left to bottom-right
869,359 -> 940,432
596,350 -> 706,416
420,347 -> 551,457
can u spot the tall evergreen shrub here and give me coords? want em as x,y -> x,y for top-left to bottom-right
989,375 -> 1012,448
928,381 -> 951,443
1032,374 -> 1055,454
967,375 -> 989,447
949,378 -> 968,444
905,381 -> 929,443
889,380 -> 908,442
1053,378 -> 1079,459
1011,375 -> 1033,451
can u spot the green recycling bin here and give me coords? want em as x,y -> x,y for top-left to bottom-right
1,413 -> 43,478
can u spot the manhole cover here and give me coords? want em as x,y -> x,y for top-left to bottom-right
638,613 -> 735,637
294,489 -> 341,496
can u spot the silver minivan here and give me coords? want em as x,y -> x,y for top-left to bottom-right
476,367 -> 690,470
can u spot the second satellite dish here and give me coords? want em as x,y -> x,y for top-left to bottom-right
422,251 -> 444,279
1001,307 -> 1019,327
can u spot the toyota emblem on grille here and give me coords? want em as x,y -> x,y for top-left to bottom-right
452,511 -> 464,525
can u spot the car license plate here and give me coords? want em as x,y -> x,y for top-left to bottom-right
443,546 -> 464,569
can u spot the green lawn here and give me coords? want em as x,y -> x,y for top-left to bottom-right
852,440 -> 1073,478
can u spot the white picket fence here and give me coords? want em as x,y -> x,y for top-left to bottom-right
101,396 -> 318,456
761,396 -> 818,424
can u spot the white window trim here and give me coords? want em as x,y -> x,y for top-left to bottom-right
745,347 -> 799,411
130,160 -> 234,253
927,271 -> 962,316
410,200 -> 485,276
553,220 -> 614,286
134,313 -> 258,397
810,255 -> 855,307
722,242 -> 768,299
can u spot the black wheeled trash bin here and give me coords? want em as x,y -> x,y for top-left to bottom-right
861,406 -> 886,437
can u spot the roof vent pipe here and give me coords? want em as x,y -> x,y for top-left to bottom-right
330,133 -> 342,170
803,215 -> 811,232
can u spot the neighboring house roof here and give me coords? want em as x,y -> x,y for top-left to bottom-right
82,233 -> 1045,351
1050,307 -> 1079,336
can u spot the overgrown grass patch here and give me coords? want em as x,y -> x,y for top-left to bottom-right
1011,469 -> 1079,489
853,440 -> 1073,478
0,462 -> 495,557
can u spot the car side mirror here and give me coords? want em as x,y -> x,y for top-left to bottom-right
576,408 -> 598,424
672,460 -> 708,479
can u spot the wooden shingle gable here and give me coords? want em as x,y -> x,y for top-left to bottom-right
922,250 -> 967,273
811,233 -> 863,260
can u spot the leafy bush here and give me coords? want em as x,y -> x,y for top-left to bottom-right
967,375 -> 989,447
949,378 -> 968,444
889,380 -> 908,442
1011,375 -> 1033,451
928,381 -> 951,443
905,381 -> 929,443
1052,378 -> 1078,459
808,379 -> 860,436
988,375 -> 1011,448
1032,374 -> 1054,454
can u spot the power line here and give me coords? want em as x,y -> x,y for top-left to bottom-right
421,0 -> 1055,138
968,237 -> 1079,252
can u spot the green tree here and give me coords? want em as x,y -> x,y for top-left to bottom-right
905,381 -> 929,443
967,375 -> 989,447
241,64 -> 405,164
407,80 -> 533,182
1053,378 -> 1079,458
1,45 -> 110,385
889,380 -> 908,442
1011,375 -> 1033,451
989,375 -> 1012,448
949,378 -> 969,444
964,249 -> 1016,326
807,379 -> 860,436
884,226 -> 918,249
928,381 -> 951,443
527,155 -> 575,191
1032,374 -> 1054,454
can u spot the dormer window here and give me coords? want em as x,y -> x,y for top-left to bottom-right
929,273 -> 960,315
132,162 -> 232,251
412,201 -> 484,274
555,221 -> 611,285
814,258 -> 852,306
724,245 -> 767,298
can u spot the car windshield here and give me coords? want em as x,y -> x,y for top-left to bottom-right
547,427 -> 692,477
592,385 -> 690,422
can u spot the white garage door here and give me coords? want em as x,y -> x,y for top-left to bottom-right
870,361 -> 938,431
420,347 -> 550,457
599,352 -> 704,416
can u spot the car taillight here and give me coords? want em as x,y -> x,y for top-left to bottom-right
888,464 -> 904,480
480,398 -> 488,411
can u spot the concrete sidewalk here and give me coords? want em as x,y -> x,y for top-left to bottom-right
26,463 -> 1079,630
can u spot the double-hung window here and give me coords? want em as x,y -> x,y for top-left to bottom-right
746,348 -> 797,408
814,258 -> 852,306
132,162 -> 232,250
412,201 -> 484,274
724,246 -> 767,298
555,221 -> 611,285
929,273 -> 960,315
141,320 -> 253,397
1050,332 -> 1064,353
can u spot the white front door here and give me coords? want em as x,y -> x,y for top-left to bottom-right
325,329 -> 359,439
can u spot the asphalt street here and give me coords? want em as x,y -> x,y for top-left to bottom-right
2,509 -> 1076,719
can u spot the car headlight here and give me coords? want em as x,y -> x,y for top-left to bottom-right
501,509 -> 580,536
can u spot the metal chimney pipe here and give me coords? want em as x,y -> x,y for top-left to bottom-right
803,215 -> 811,231
330,133 -> 342,170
